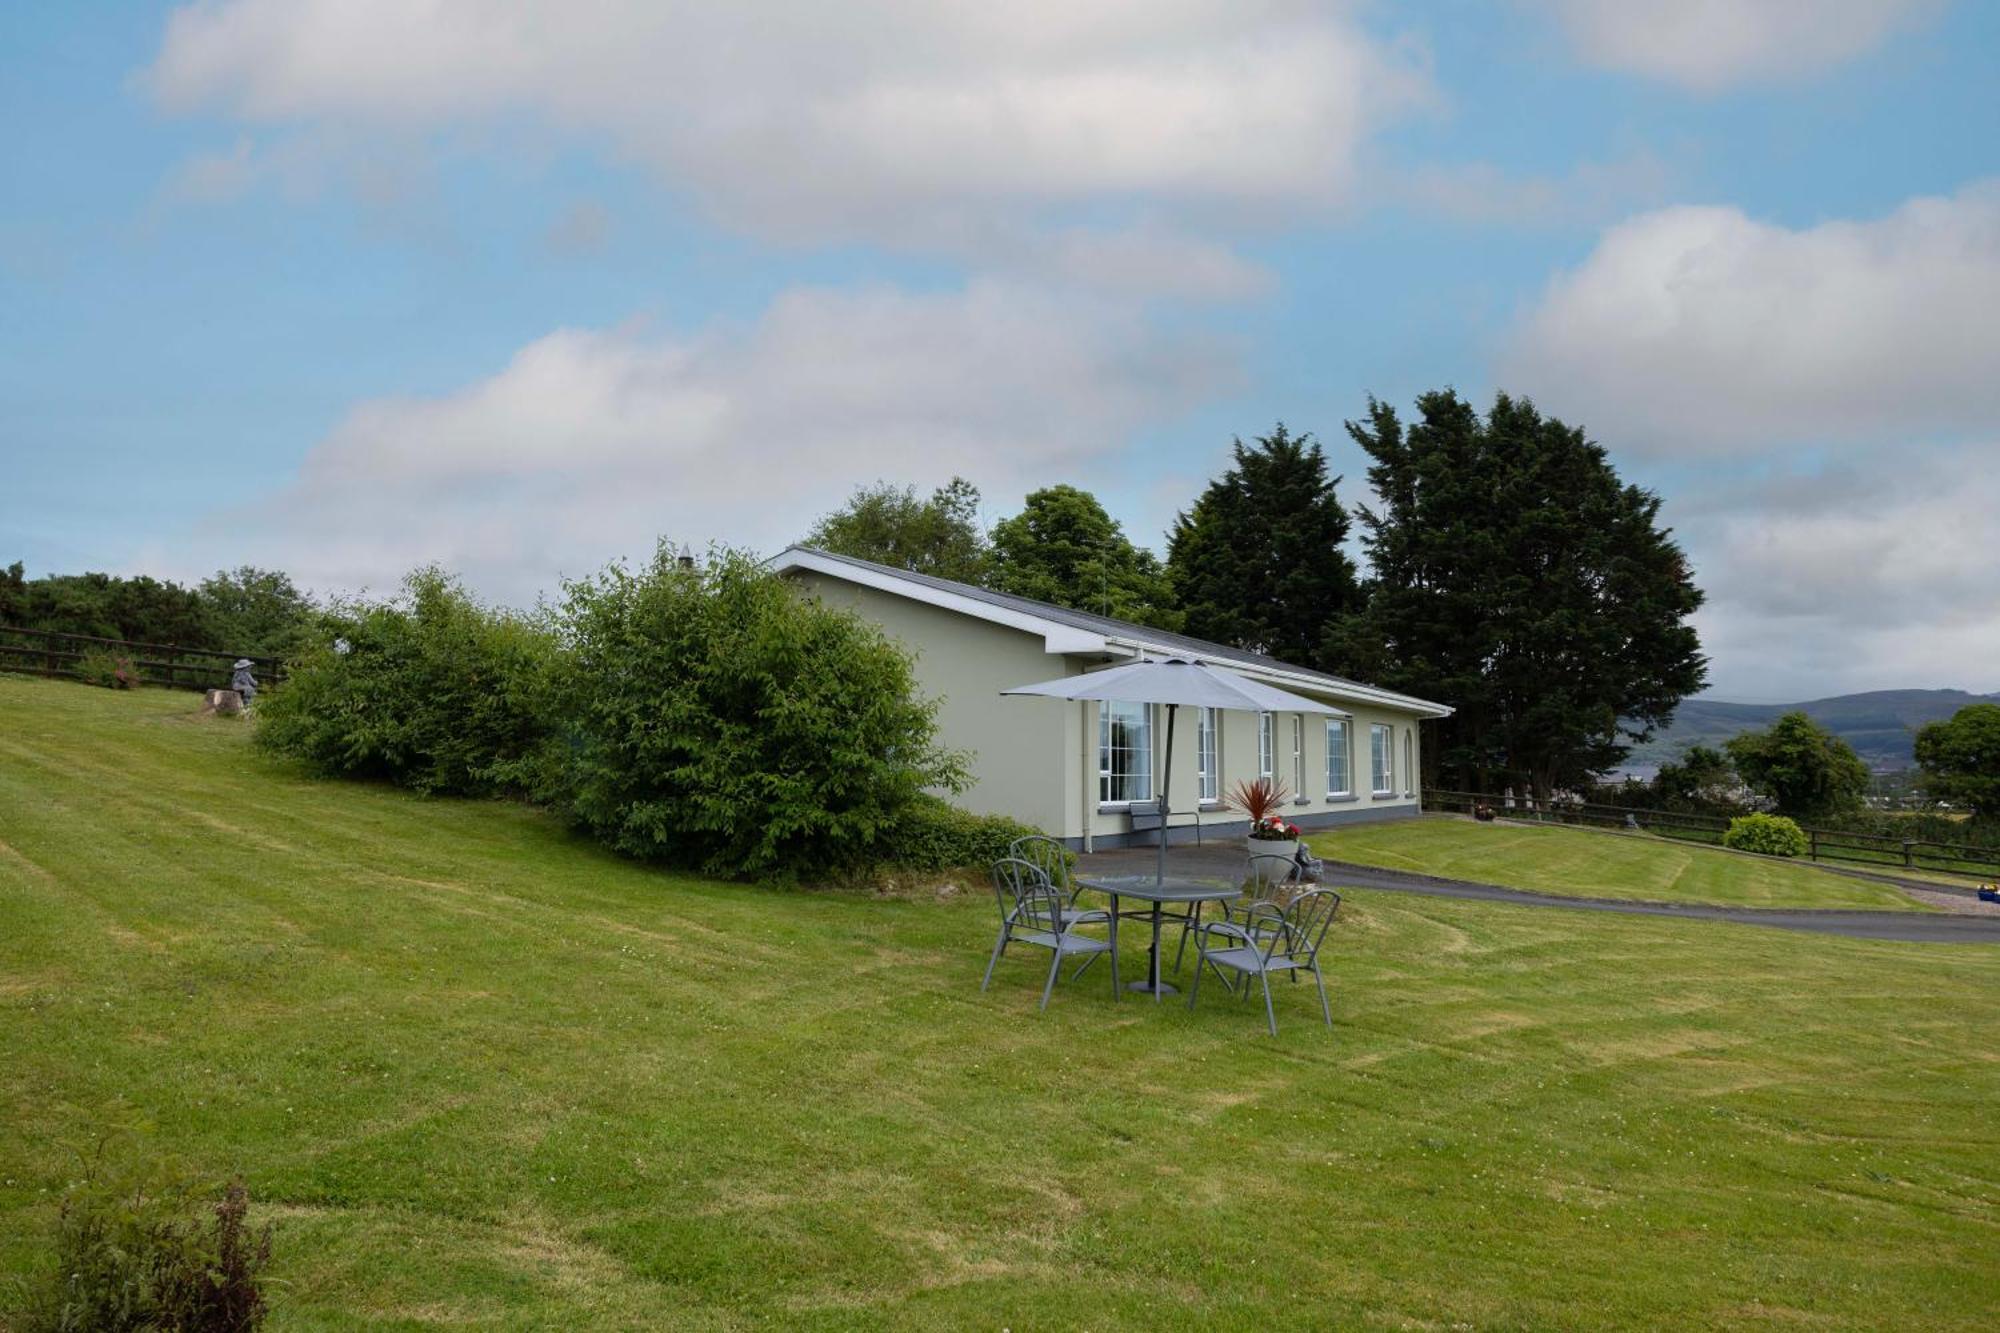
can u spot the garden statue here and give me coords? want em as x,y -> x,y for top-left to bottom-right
231,658 -> 258,707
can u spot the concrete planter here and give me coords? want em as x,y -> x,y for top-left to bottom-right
1246,835 -> 1298,863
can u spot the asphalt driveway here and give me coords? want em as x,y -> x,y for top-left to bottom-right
1074,843 -> 2000,945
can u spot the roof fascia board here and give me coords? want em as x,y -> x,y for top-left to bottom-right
774,548 -> 1110,657
1101,635 -> 1454,718
772,547 -> 1452,717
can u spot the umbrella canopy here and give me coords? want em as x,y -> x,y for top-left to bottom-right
1001,657 -> 1349,716
1002,658 -> 1348,885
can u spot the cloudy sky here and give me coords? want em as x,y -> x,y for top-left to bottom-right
3,1 -> 1995,701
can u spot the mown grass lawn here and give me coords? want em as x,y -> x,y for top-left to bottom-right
3,676 -> 1998,1330
1313,816 -> 1928,910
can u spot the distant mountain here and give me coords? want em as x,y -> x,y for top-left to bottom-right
1624,689 -> 2000,772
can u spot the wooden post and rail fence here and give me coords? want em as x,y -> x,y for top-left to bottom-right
0,625 -> 284,693
1422,786 -> 2000,884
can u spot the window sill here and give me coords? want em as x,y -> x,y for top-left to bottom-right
1325,793 -> 1357,804
1371,790 -> 1395,799
1292,797 -> 1311,806
1197,801 -> 1225,812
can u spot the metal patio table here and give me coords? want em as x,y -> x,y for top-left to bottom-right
1077,875 -> 1239,1000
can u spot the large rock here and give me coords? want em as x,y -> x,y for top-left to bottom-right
203,689 -> 244,716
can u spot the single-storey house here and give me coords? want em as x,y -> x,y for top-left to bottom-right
774,546 -> 1452,850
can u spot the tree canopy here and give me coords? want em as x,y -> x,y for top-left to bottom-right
987,485 -> 1179,629
1166,424 -> 1360,667
1913,703 -> 2000,817
804,478 -> 988,585
1725,711 -> 1869,820
1328,390 -> 1707,799
2,561 -> 317,656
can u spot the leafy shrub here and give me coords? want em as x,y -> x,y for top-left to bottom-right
876,794 -> 1048,872
10,1149 -> 273,1333
1723,812 -> 1809,858
553,545 -> 966,880
254,568 -> 558,796
75,648 -> 141,690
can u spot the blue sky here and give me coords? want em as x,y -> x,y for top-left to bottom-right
3,1 -> 1996,700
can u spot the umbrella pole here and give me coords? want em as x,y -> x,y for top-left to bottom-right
1157,703 -> 1176,886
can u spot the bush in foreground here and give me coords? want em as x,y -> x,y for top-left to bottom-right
1723,813 -> 1809,858
254,568 -> 557,796
876,794 -> 1048,872
10,1151 -> 272,1333
554,546 -> 966,880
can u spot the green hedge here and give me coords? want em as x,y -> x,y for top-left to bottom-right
551,547 -> 968,881
254,569 -> 558,797
876,795 -> 1051,873
1723,813 -> 1809,858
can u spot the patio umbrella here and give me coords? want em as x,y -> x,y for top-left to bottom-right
1001,658 -> 1348,885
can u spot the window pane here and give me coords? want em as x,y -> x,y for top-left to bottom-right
1197,707 -> 1217,803
1371,723 -> 1392,792
1099,700 -> 1153,804
1326,720 -> 1348,794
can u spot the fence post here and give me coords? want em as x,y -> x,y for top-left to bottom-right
1902,840 -> 1915,869
1808,829 -> 1818,863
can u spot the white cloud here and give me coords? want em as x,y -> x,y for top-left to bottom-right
1535,0 -> 1944,91
170,279 -> 1238,600
147,0 -> 1431,238
1680,446 -> 2000,697
1498,183 -> 2000,456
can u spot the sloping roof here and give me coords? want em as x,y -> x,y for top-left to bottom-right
771,545 -> 1452,718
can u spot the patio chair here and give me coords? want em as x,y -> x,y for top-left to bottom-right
981,857 -> 1120,1009
1172,852 -> 1294,977
1185,887 -> 1342,1035
1008,834 -> 1107,977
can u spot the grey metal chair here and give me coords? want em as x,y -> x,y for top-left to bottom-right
982,857 -> 1120,1009
1186,887 -> 1342,1035
1007,834 -> 1107,978
1173,851 -> 1294,977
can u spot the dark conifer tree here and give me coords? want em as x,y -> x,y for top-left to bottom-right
1329,391 -> 1707,800
1167,424 -> 1360,666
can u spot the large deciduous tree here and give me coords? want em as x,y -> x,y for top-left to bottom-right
1725,711 -> 1869,820
804,478 -> 989,585
1167,424 -> 1361,666
1329,390 -> 1707,801
198,566 -> 316,657
987,485 -> 1179,629
1913,703 -> 2000,817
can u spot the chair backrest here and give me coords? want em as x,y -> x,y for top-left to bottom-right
990,856 -> 1064,933
1245,887 -> 1342,965
1009,835 -> 1072,895
1244,853 -> 1295,901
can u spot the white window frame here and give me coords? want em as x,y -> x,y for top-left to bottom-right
1404,728 -> 1416,797
1196,707 -> 1219,805
1325,719 -> 1351,797
1371,723 -> 1394,796
1291,715 -> 1305,800
1099,700 -> 1154,806
1258,712 -> 1274,778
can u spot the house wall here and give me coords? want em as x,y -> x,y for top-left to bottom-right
1082,698 -> 1427,849
788,568 -> 1432,848
787,572 -> 1082,835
